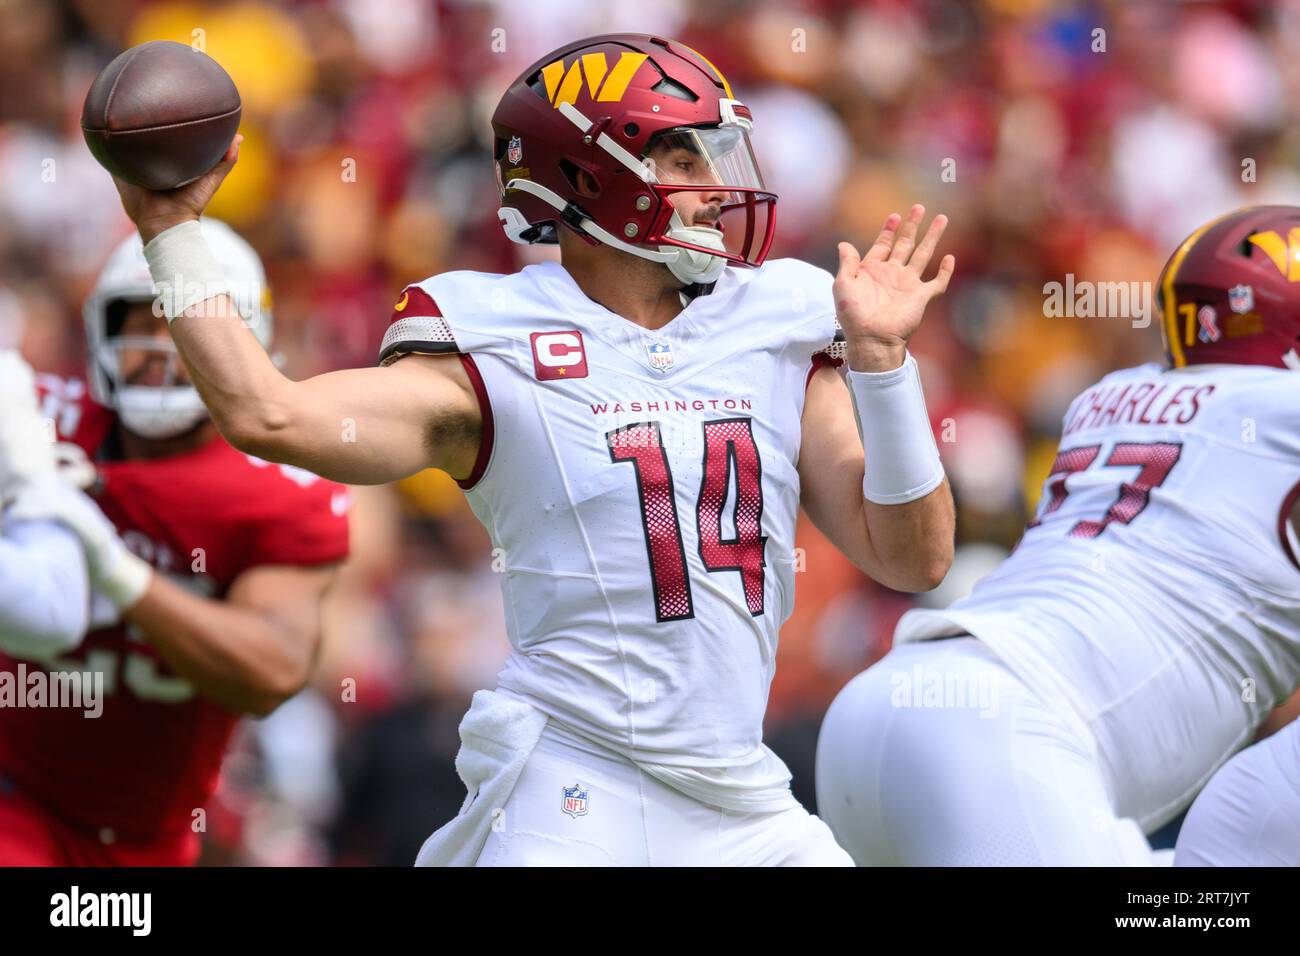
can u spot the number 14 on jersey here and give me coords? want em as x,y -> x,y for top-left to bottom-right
608,418 -> 767,622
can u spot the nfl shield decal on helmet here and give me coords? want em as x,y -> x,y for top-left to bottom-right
647,341 -> 674,372
507,136 -> 523,165
562,784 -> 589,818
1228,284 -> 1254,314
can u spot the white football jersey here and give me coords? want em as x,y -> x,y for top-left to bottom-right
381,259 -> 839,779
898,362 -> 1300,828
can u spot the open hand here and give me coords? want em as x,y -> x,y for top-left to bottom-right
834,204 -> 955,372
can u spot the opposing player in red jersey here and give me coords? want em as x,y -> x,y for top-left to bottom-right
0,219 -> 349,866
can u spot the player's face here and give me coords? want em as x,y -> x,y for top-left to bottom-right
116,301 -> 192,388
646,139 -> 728,230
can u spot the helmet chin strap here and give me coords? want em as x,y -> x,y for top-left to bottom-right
501,178 -> 728,285
115,386 -> 209,440
661,210 -> 727,285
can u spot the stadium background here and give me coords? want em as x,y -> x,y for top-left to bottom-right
2,0 -> 1297,864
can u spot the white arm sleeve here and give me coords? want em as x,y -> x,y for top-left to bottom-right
0,518 -> 90,659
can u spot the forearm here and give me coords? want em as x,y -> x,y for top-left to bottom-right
123,573 -> 309,716
167,292 -> 438,483
861,478 -> 954,591
800,358 -> 955,593
136,217 -> 291,454
0,520 -> 90,658
169,293 -> 297,452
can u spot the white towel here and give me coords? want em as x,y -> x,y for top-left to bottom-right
414,688 -> 549,867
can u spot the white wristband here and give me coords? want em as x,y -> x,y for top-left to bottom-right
142,219 -> 230,322
97,549 -> 153,612
847,352 -> 945,505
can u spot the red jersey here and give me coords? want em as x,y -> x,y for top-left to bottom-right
0,376 -> 350,852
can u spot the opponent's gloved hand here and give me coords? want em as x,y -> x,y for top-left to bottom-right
0,350 -> 56,500
8,481 -> 152,611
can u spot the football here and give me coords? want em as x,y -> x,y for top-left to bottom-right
81,40 -> 241,191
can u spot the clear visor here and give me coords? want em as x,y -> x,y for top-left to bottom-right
642,125 -> 777,267
643,125 -> 767,194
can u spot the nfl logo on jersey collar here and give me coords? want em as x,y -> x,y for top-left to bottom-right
646,340 -> 674,373
562,783 -> 589,818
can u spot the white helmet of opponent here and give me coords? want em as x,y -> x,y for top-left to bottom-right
83,218 -> 271,439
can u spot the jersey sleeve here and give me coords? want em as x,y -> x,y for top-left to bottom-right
811,318 -> 846,366
377,284 -> 459,366
1245,373 -> 1300,462
0,519 -> 89,658
781,260 -> 842,382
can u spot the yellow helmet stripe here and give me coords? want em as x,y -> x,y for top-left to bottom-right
540,59 -> 566,102
682,44 -> 732,100
580,53 -> 608,98
1162,211 -> 1236,367
1246,227 -> 1300,281
554,59 -> 586,106
595,52 -> 648,102
1248,229 -> 1289,279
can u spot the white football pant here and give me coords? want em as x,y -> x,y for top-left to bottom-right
475,721 -> 853,866
1175,717 -> 1300,866
815,637 -> 1154,866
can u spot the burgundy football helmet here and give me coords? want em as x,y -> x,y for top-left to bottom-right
491,34 -> 776,285
1157,205 -> 1300,370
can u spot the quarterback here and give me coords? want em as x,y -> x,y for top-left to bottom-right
106,35 -> 955,865
817,205 -> 1300,866
0,221 -> 349,866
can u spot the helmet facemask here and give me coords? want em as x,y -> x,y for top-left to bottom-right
639,122 -> 775,284
96,303 -> 208,440
84,217 -> 273,440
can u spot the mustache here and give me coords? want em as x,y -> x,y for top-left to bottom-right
693,206 -> 722,227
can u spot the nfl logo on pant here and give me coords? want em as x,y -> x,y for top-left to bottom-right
561,784 -> 589,818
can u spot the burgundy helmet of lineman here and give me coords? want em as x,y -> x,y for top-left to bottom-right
1158,205 -> 1300,370
491,34 -> 776,286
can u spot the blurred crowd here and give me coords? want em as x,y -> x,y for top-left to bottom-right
2,0 -> 1297,864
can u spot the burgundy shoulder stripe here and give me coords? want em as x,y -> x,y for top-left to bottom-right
456,353 -> 494,490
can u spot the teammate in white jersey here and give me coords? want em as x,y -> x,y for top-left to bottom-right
100,34 -> 957,865
816,204 -> 1300,866
0,351 -> 149,659
1174,717 -> 1300,866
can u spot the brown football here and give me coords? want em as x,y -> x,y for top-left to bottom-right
81,40 -> 241,191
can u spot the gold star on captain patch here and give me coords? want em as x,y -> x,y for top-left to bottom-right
558,368 -> 567,375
